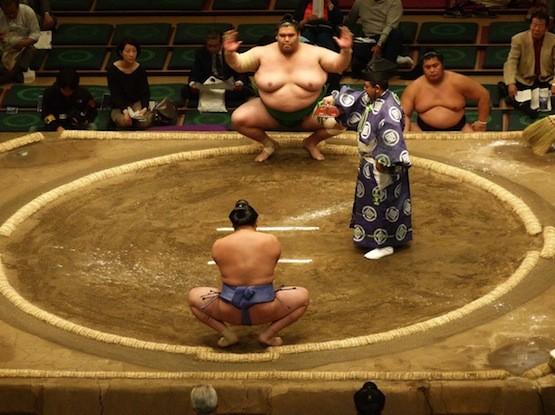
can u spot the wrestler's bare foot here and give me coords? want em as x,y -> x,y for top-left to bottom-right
217,327 -> 239,347
258,333 -> 283,347
254,140 -> 279,162
303,139 -> 325,161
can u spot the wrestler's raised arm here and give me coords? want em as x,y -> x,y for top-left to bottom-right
319,26 -> 353,74
223,29 -> 261,73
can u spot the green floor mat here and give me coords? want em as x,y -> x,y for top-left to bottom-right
488,21 -> 529,44
344,83 -> 363,90
184,110 -> 231,127
51,0 -> 92,11
96,0 -> 203,10
237,24 -> 275,44
419,46 -> 477,69
85,86 -> 110,104
174,23 -> 234,45
155,0 -> 204,9
212,0 -> 269,10
399,21 -> 418,44
4,84 -> 110,108
466,108 -> 503,131
390,84 -> 406,98
168,47 -> 197,69
507,111 -> 554,130
112,24 -> 172,45
466,84 -> 501,108
93,110 -> 112,130
417,22 -> 478,44
274,0 -> 298,9
508,111 -> 534,130
53,24 -> 113,46
44,48 -> 106,70
150,84 -> 185,107
109,47 -> 168,70
0,112 -> 42,131
482,46 -> 509,70
4,85 -> 45,108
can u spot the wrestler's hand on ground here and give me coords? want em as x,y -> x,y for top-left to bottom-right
371,44 -> 382,56
471,120 -> 487,132
223,29 -> 241,53
333,26 -> 353,50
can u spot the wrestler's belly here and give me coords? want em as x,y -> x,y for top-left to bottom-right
258,84 -> 323,112
418,106 -> 465,129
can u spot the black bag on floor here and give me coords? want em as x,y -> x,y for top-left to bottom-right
153,98 -> 178,126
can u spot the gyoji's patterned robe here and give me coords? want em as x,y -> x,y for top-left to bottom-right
335,86 -> 412,250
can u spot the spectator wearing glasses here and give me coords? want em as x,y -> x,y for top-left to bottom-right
502,10 -> 555,117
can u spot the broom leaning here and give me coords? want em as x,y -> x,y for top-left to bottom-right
522,115 -> 555,156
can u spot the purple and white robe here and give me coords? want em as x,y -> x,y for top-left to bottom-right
335,86 -> 413,250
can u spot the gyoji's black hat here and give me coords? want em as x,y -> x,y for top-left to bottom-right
361,57 -> 397,83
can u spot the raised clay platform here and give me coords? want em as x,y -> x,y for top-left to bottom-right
0,131 -> 554,414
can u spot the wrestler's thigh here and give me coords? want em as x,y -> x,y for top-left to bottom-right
249,286 -> 310,324
187,286 -> 218,308
211,300 -> 244,325
231,98 -> 280,129
188,287 -> 243,324
299,116 -> 323,131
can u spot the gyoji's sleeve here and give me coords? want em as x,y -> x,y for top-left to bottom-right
335,85 -> 367,130
373,95 -> 411,168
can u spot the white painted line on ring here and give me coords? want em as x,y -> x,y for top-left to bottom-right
216,226 -> 320,232
207,258 -> 313,265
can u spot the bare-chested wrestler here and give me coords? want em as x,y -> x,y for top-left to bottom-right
223,15 -> 352,161
188,200 -> 309,347
401,51 -> 490,132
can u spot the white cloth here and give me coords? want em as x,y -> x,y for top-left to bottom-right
197,76 -> 234,113
516,86 -> 552,112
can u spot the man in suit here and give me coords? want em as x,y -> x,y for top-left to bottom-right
503,10 -> 555,117
181,31 -> 253,109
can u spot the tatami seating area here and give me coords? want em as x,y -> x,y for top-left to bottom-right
0,0 -> 545,132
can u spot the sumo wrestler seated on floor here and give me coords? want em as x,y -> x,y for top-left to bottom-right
401,50 -> 490,132
188,200 -> 309,347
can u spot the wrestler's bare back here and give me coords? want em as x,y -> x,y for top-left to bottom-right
252,43 -> 330,112
211,229 -> 281,287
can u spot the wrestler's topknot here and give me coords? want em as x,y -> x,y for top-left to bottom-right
229,200 -> 258,228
